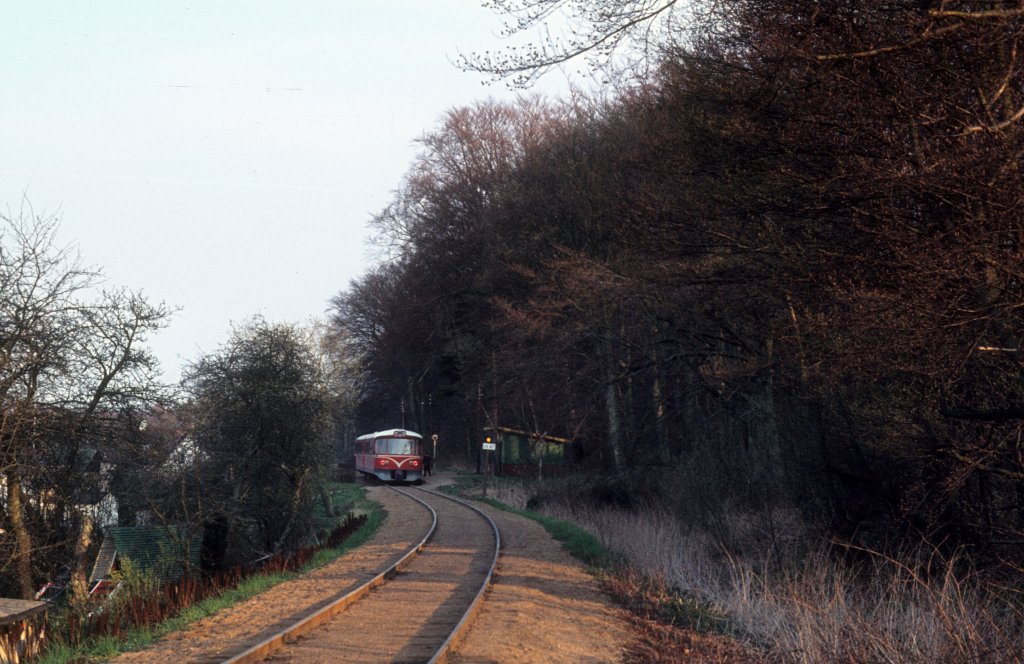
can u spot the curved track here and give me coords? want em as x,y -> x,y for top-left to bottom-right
221,486 -> 500,664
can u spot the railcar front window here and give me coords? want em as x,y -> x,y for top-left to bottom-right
374,438 -> 410,455
369,437 -> 420,455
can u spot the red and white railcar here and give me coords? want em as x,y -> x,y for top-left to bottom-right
354,428 -> 424,482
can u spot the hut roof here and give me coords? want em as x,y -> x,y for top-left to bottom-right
89,525 -> 201,583
486,426 -> 572,444
0,598 -> 47,623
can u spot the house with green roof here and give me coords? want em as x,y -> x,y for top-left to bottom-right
89,525 -> 202,590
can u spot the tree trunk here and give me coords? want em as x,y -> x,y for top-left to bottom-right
678,360 -> 699,457
651,336 -> 669,464
273,467 -> 309,554
744,340 -> 783,496
604,355 -> 624,472
6,470 -> 34,599
319,485 -> 336,518
68,510 -> 94,607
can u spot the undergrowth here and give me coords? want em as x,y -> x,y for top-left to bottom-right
36,483 -> 384,664
443,471 -> 1024,663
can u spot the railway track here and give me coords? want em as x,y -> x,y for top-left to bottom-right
222,486 -> 500,664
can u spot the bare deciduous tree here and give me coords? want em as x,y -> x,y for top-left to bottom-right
0,204 -> 172,597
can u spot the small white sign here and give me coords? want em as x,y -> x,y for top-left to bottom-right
482,442 -> 497,451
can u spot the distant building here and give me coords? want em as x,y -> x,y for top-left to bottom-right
483,426 -> 572,478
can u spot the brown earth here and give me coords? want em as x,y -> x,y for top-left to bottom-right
107,473 -> 634,663
448,498 -> 632,663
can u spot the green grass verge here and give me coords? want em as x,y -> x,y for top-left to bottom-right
37,482 -> 385,664
312,482 -> 367,528
438,475 -> 613,568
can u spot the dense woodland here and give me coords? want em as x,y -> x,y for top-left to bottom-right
332,0 -> 1024,559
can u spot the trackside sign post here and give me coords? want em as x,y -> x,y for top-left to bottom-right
482,434 -> 495,497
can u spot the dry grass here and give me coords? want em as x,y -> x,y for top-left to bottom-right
541,501 -> 1024,663
472,477 -> 534,510
603,569 -> 768,663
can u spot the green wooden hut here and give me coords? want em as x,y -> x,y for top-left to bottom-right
484,426 -> 572,478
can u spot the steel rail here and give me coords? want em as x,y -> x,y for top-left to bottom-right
221,486 -> 437,664
411,487 -> 502,664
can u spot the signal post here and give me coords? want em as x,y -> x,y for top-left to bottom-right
482,432 -> 496,498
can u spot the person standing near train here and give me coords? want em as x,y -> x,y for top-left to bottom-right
423,433 -> 438,477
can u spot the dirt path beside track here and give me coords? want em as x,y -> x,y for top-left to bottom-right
447,496 -> 631,663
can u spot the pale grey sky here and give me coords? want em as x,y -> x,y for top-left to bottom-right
2,1 -> 581,383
